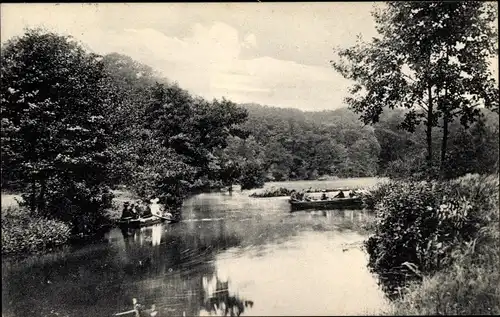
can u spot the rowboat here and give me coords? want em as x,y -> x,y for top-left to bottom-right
289,197 -> 363,211
118,215 -> 174,228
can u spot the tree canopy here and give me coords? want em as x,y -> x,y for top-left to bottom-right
1,29 -> 115,234
331,2 -> 498,177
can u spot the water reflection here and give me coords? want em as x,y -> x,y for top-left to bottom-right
120,224 -> 163,247
113,226 -> 252,317
200,275 -> 252,317
2,185 -> 389,317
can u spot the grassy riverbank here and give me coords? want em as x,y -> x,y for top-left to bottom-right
364,174 -> 499,315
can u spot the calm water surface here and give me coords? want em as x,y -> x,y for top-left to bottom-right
2,179 -> 390,317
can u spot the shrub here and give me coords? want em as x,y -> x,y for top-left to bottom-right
249,187 -> 293,198
390,175 -> 500,314
239,161 -> 266,190
1,207 -> 71,254
360,180 -> 394,210
365,174 -> 499,299
447,173 -> 499,214
384,153 -> 440,181
20,181 -> 114,237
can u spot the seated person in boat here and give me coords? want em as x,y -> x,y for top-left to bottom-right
141,201 -> 153,218
297,190 -> 305,200
136,200 -> 154,218
334,190 -> 345,198
121,202 -> 132,219
304,194 -> 312,201
132,298 -> 145,316
321,191 -> 328,200
150,198 -> 161,217
133,201 -> 144,217
349,190 -> 357,198
290,190 -> 297,200
130,203 -> 140,219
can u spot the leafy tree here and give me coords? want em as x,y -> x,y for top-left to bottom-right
332,2 -> 498,177
262,141 -> 293,181
348,135 -> 381,176
222,136 -> 267,189
1,29 -> 115,234
237,103 -> 384,179
100,53 -> 159,186
135,82 -> 249,213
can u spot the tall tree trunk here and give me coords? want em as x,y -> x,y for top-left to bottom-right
426,83 -> 434,170
30,178 -> 37,213
440,45 -> 450,179
38,176 -> 47,214
440,113 -> 449,178
440,85 -> 449,177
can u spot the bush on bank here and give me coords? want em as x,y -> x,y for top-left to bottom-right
364,174 -> 499,303
360,180 -> 394,210
390,218 -> 499,315
1,207 -> 71,255
249,187 -> 293,198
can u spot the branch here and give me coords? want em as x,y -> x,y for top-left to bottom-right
401,73 -> 418,84
415,99 -> 428,112
451,103 -> 481,116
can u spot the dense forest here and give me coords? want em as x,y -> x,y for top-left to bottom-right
229,102 -> 499,182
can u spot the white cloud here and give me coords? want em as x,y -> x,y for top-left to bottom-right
77,23 -> 350,110
0,3 -> 357,110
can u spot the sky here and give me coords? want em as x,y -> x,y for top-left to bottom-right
1,3 -> 498,111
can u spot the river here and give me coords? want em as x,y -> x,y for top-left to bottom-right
2,178 -> 390,317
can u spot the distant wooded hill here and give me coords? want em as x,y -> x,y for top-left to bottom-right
230,102 -> 498,181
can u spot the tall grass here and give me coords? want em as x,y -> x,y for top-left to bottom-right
390,218 -> 499,315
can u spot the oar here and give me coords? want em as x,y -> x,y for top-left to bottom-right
152,214 -> 174,221
114,309 -> 136,316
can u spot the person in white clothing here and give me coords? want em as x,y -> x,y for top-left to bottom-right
149,198 -> 161,217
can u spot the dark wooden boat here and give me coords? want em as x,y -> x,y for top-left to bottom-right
289,197 -> 363,211
118,215 -> 174,228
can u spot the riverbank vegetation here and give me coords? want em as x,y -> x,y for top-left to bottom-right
2,206 -> 71,255
364,174 -> 499,314
332,2 -> 498,181
249,186 -> 363,198
249,187 -> 294,198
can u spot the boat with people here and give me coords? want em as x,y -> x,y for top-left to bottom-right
118,215 -> 172,228
289,197 -> 363,210
288,189 -> 363,211
118,198 -> 176,228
